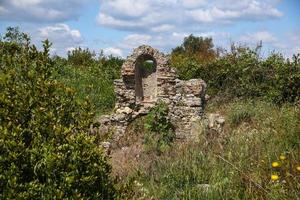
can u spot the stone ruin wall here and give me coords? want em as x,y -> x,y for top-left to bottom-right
91,45 -> 207,148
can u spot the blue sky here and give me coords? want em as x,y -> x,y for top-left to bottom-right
0,0 -> 299,57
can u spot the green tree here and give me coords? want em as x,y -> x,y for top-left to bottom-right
172,34 -> 217,61
3,26 -> 30,46
67,47 -> 96,67
171,35 -> 217,80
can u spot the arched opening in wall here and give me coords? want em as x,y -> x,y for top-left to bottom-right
135,54 -> 157,103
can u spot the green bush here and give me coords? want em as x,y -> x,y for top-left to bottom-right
67,47 -> 96,67
0,33 -> 115,199
171,39 -> 300,104
55,63 -> 116,115
55,48 -> 123,115
144,102 -> 175,153
99,55 -> 123,81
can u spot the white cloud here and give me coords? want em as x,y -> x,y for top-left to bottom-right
0,6 -> 7,13
118,34 -> 152,50
103,47 -> 123,57
97,0 -> 282,32
101,0 -> 150,18
238,30 -> 300,57
98,13 -> 146,30
181,0 -> 207,8
108,29 -> 297,59
188,7 -> 242,23
151,24 -> 174,32
38,24 -> 82,42
10,0 -> 41,7
97,0 -> 283,56
240,31 -> 278,44
105,31 -> 231,57
0,0 -> 93,22
286,32 -> 300,56
35,24 -> 83,56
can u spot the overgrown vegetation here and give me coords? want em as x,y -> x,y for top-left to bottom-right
113,35 -> 300,199
0,27 -> 116,199
1,27 -> 299,199
171,35 -> 300,105
144,102 -> 175,154
55,47 -> 123,115
121,101 -> 300,199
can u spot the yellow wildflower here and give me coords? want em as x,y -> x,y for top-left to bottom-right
271,174 -> 279,181
296,166 -> 300,172
272,162 -> 280,168
279,155 -> 286,160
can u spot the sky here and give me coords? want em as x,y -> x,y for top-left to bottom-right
0,0 -> 299,58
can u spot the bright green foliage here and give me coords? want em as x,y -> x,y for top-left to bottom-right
99,55 -> 123,81
264,54 -> 300,104
171,54 -> 204,80
0,32 -> 115,199
171,35 -> 217,81
171,42 -> 300,104
56,48 -> 123,114
67,47 -> 96,67
206,46 -> 300,104
55,63 -> 115,115
144,102 -> 175,153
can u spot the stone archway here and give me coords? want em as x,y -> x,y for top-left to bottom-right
93,45 -> 207,148
115,45 -> 173,108
135,54 -> 157,104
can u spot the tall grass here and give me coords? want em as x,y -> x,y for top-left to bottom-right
123,101 -> 300,199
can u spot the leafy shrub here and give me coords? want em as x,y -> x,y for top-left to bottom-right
67,47 -> 96,67
264,54 -> 300,104
55,48 -> 123,114
171,39 -> 300,104
0,31 -> 115,199
55,63 -> 116,115
144,102 -> 175,153
99,55 -> 123,81
170,54 -> 204,80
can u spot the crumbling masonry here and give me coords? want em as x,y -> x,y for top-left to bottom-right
91,45 -> 207,147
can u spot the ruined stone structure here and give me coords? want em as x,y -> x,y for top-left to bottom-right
91,45 -> 207,147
